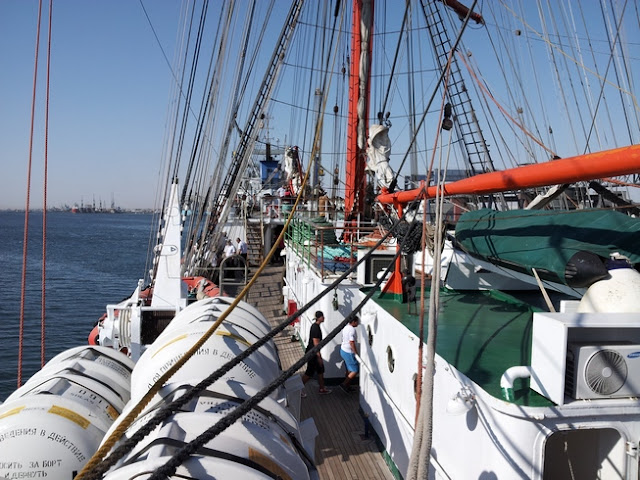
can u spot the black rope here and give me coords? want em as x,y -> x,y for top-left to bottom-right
124,437 -> 284,479
85,217 -> 406,479
148,247 -> 402,480
147,197 -> 425,478
380,1 -> 411,120
379,214 -> 423,254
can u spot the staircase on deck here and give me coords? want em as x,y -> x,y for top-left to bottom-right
246,219 -> 264,266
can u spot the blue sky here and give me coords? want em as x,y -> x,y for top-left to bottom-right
1,1 -> 180,209
1,1 -> 638,210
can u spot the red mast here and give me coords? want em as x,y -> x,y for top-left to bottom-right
345,0 -> 374,225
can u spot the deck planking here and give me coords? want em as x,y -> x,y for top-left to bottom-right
246,264 -> 394,480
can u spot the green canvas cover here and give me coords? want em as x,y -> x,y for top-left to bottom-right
455,209 -> 640,285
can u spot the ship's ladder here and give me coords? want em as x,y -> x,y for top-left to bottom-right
422,1 -> 496,178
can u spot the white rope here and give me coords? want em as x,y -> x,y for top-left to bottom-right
407,122 -> 453,480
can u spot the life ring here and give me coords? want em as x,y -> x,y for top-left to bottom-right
88,325 -> 99,345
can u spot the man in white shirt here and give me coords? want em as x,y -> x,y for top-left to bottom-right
236,237 -> 248,261
221,239 -> 237,279
339,316 -> 360,393
224,240 -> 236,258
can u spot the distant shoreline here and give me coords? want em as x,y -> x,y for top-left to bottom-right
0,208 -> 156,214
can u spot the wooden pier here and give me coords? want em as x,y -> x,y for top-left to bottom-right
246,264 -> 394,480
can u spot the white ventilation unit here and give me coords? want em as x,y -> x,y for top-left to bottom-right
565,344 -> 640,399
366,255 -> 395,284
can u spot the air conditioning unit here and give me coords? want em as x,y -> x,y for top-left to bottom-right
365,255 -> 395,285
565,344 -> 640,400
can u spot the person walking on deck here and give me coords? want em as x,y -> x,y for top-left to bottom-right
339,316 -> 360,393
301,311 -> 332,396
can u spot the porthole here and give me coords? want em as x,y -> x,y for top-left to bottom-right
387,345 -> 395,373
412,373 -> 418,399
367,324 -> 373,346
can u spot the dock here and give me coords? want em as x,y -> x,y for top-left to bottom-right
246,264 -> 394,480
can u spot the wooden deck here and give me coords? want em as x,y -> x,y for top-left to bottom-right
246,264 -> 394,480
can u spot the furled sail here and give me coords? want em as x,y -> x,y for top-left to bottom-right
366,124 -> 394,189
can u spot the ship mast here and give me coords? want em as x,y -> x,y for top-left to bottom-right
345,0 -> 374,229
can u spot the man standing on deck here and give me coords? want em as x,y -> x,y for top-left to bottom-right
222,239 -> 237,279
224,239 -> 236,258
339,316 -> 360,393
301,311 -> 332,396
236,237 -> 248,262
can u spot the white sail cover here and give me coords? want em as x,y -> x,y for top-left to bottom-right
282,146 -> 302,194
357,0 -> 373,151
366,124 -> 394,188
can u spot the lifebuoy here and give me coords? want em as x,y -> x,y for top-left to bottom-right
88,325 -> 99,345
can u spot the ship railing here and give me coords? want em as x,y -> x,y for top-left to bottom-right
189,256 -> 249,293
284,217 -> 379,279
257,195 -> 341,223
258,195 -> 293,221
218,255 -> 250,291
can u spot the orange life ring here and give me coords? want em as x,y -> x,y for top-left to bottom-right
88,325 -> 99,345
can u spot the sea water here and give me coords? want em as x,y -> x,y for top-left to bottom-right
0,211 -> 154,401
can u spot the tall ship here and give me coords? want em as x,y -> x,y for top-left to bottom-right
2,1 -> 640,479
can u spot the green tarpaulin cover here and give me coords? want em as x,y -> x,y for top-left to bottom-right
455,209 -> 640,285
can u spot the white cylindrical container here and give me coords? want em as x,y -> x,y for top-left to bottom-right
157,296 -> 273,341
0,346 -> 133,479
0,396 -> 111,479
130,298 -> 281,402
577,255 -> 640,313
6,346 -> 134,412
101,381 -> 311,480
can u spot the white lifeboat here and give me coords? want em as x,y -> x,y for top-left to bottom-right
98,297 -> 317,479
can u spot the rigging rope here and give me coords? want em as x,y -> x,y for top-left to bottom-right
41,0 -> 53,368
380,1 -> 410,118
182,1 -> 264,261
414,187 -> 427,427
18,0 -> 45,387
407,120 -> 454,480
542,1 -> 587,153
482,1 -> 552,164
497,0 -> 639,113
171,0 -> 211,183
583,0 -> 631,153
457,51 -> 557,158
389,0 -> 479,193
